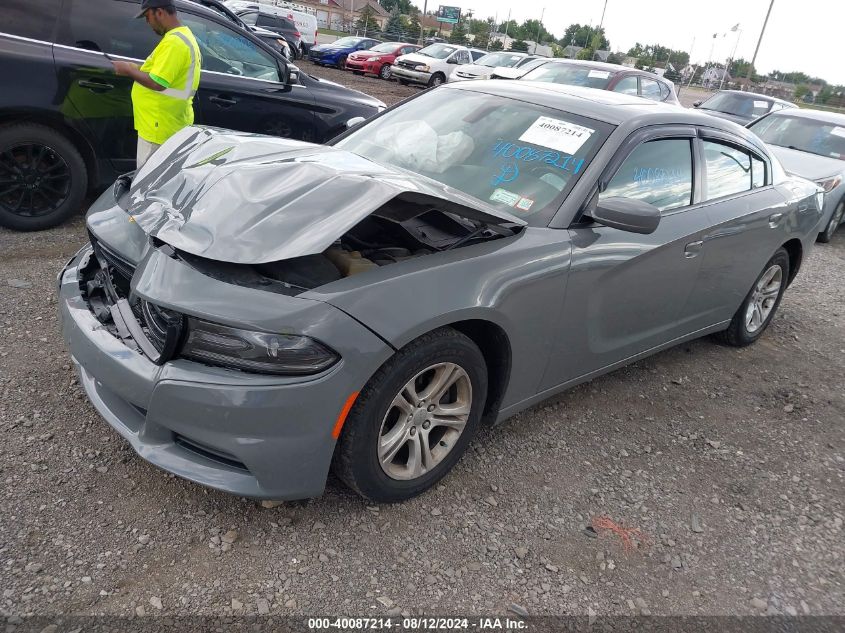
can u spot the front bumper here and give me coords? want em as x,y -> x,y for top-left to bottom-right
309,52 -> 341,65
346,58 -> 378,73
58,244 -> 391,500
391,66 -> 433,85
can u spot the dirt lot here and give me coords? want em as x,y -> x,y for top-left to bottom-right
1,66 -> 843,624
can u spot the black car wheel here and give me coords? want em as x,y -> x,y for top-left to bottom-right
720,248 -> 790,347
335,55 -> 347,70
379,64 -> 392,80
427,72 -> 445,88
818,199 -> 844,243
333,327 -> 488,502
0,124 -> 87,231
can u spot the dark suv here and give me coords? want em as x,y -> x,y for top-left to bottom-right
234,8 -> 304,59
0,0 -> 385,230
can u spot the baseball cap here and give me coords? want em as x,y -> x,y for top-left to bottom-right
135,0 -> 176,18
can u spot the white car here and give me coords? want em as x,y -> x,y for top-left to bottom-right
391,44 -> 486,88
448,51 -> 540,82
225,0 -> 318,54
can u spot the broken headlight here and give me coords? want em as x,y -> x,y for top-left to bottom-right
180,318 -> 339,376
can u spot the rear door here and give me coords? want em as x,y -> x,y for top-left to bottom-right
541,128 -> 714,389
54,0 -> 159,173
179,10 -> 318,142
683,132 -> 788,324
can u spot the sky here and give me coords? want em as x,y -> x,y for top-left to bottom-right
418,0 -> 845,85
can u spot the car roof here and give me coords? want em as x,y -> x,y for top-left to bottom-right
716,90 -> 793,105
447,80 -> 760,133
534,59 -> 643,74
763,107 -> 845,125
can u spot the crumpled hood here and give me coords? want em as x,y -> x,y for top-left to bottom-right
124,127 -> 524,265
766,145 -> 844,181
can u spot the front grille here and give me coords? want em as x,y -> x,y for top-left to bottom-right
89,231 -> 136,289
309,51 -> 323,59
397,60 -> 418,70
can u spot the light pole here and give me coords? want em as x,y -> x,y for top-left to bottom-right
533,8 -> 545,54
417,0 -> 428,46
720,24 -> 742,90
598,0 -> 608,32
748,0 -> 774,80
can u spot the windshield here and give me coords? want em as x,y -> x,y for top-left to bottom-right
475,53 -> 525,68
700,93 -> 774,118
521,63 -> 616,89
750,114 -> 845,160
332,37 -> 363,47
334,89 -> 612,226
418,44 -> 457,59
370,43 -> 399,53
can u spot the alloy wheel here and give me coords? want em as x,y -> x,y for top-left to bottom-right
745,264 -> 783,334
824,201 -> 844,241
377,362 -> 472,481
0,143 -> 71,217
380,64 -> 392,80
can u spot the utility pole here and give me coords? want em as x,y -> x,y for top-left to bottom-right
533,7 -> 544,55
598,0 -> 608,32
748,0 -> 774,80
418,0 -> 428,46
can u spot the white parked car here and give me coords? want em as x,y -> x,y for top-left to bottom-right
391,43 -> 486,88
448,51 -> 541,82
225,0 -> 317,54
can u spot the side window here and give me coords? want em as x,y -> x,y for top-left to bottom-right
239,12 -> 259,26
640,77 -> 662,101
703,140 -> 752,200
6,0 -> 58,41
58,0 -> 159,59
601,139 -> 693,212
255,14 -> 278,29
612,76 -> 638,95
181,13 -> 280,82
751,154 -> 767,188
457,50 -> 471,64
658,82 -> 671,101
470,50 -> 485,62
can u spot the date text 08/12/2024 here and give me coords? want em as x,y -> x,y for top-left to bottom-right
306,617 -> 528,630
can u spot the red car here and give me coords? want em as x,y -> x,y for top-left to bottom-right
346,42 -> 421,80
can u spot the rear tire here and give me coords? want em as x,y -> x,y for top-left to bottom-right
0,123 -> 87,231
817,199 -> 844,243
720,248 -> 790,347
333,327 -> 488,503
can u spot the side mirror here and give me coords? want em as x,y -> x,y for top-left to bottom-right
447,57 -> 459,64
591,197 -> 661,234
693,101 -> 702,107
346,116 -> 366,129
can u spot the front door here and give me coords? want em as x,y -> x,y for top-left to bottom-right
541,133 -> 714,389
180,11 -> 317,142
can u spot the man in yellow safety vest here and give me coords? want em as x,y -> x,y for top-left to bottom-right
111,0 -> 201,168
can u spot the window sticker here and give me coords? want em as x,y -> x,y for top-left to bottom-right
491,140 -> 586,174
830,126 -> 845,139
588,69 -> 611,79
516,197 -> 534,211
518,117 -> 595,155
753,100 -> 769,109
490,188 -> 521,206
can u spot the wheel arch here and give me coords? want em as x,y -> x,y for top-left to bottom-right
0,109 -> 99,192
781,238 -> 802,285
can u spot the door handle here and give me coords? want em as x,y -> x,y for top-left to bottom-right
684,240 -> 703,258
768,212 -> 784,227
78,79 -> 115,92
209,95 -> 238,106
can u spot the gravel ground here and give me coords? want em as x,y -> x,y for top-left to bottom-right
1,68 -> 843,623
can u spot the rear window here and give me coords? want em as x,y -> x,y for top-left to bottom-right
5,0 -> 58,41
522,63 -> 615,89
700,93 -> 774,118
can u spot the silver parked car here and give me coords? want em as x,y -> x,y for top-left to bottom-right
748,108 -> 845,242
59,82 -> 821,502
693,90 -> 796,125
448,51 -> 540,82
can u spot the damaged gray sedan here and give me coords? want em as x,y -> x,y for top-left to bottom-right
59,82 -> 822,502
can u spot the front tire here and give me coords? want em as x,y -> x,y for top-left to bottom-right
720,248 -> 790,347
379,64 -> 392,80
427,72 -> 445,88
335,55 -> 347,70
0,123 -> 87,231
333,328 -> 488,502
817,199 -> 844,243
